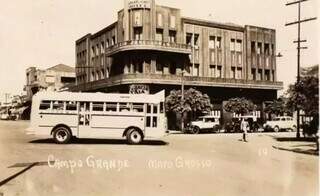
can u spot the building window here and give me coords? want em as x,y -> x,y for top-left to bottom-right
101,42 -> 105,54
257,69 -> 263,80
186,33 -> 192,45
271,44 -> 275,55
209,36 -> 215,49
91,72 -> 94,81
156,29 -> 163,42
157,13 -> 163,27
134,27 -> 143,40
230,39 -> 235,51
169,62 -> 176,75
210,50 -> 215,64
194,49 -> 199,61
231,67 -> 236,79
257,42 -> 262,54
251,68 -> 256,80
265,70 -> 270,81
216,66 -> 222,78
272,70 -> 275,81
96,45 -> 99,55
238,54 -> 242,66
170,15 -> 176,29
101,56 -> 104,66
210,65 -> 215,77
169,30 -> 176,43
91,47 -> 95,58
193,64 -> 199,76
194,34 -> 199,46
236,68 -> 242,79
134,11 -> 142,26
216,37 -> 221,48
264,43 -> 270,55
251,41 -> 256,53
156,62 -> 163,73
236,40 -> 242,52
101,69 -> 105,79
106,39 -> 109,48
112,36 -> 116,45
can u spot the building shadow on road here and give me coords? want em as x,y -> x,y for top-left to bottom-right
270,136 -> 318,156
272,145 -> 318,156
29,138 -> 168,146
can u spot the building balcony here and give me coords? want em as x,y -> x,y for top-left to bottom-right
105,40 -> 192,56
72,73 -> 283,92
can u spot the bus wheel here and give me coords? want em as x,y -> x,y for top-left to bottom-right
126,128 -> 143,145
274,126 -> 280,133
53,126 -> 71,144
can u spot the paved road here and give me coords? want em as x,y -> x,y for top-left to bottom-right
0,121 -> 318,196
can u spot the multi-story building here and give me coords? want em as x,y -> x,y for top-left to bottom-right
73,0 -> 283,123
24,64 -> 76,100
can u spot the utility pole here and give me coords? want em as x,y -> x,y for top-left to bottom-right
285,0 -> 317,138
181,70 -> 185,132
4,93 -> 10,114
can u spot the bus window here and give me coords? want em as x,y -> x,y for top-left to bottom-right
119,103 -> 130,112
106,103 -> 117,112
160,102 -> 164,113
132,103 -> 144,112
146,116 -> 151,127
39,100 -> 51,110
152,116 -> 157,127
52,101 -> 64,112
153,105 -> 158,114
147,104 -> 152,113
66,101 -> 77,111
92,102 -> 104,112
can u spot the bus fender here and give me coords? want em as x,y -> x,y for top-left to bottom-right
51,124 -> 72,136
123,127 -> 144,138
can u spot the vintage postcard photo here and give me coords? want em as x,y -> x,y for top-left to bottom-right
0,0 -> 318,195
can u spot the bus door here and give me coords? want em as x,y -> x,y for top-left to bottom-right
78,102 -> 91,137
145,103 -> 163,138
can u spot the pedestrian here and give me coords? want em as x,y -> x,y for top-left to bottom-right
241,118 -> 249,142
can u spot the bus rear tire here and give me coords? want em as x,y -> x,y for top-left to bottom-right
126,128 -> 143,145
53,126 -> 72,144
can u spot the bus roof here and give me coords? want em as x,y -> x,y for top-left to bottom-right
33,90 -> 165,104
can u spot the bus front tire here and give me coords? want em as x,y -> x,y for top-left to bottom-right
126,128 -> 143,145
53,126 -> 72,144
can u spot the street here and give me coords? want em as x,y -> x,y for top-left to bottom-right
0,120 -> 318,196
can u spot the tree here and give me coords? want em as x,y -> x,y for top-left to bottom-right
223,97 -> 256,115
264,97 -> 293,117
286,76 -> 319,117
165,88 -> 212,124
286,75 -> 319,137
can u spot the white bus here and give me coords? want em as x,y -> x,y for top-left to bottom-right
26,91 -> 168,144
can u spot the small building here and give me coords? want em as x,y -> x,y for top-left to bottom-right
24,64 -> 76,100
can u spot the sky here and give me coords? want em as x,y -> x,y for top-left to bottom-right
0,0 -> 318,101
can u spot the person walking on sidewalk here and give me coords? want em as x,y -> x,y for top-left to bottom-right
241,118 -> 249,142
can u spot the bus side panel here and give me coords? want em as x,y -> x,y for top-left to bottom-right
89,114 -> 145,137
37,114 -> 78,136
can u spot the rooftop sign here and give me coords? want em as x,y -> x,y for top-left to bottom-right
128,0 -> 151,9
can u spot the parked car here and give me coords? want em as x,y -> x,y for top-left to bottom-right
186,116 -> 221,134
263,116 -> 296,132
